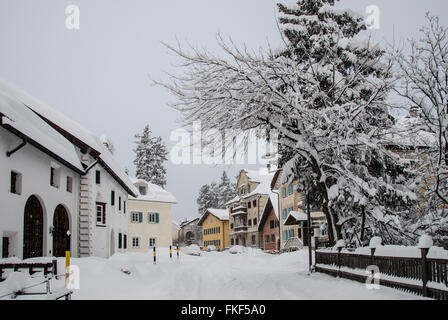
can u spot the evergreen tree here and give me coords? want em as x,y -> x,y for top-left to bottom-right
133,125 -> 168,188
217,171 -> 237,208
197,171 -> 237,215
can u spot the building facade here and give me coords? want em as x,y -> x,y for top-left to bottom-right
226,169 -> 274,248
197,209 -> 229,250
0,78 -> 137,259
258,197 -> 280,251
178,218 -> 202,247
128,178 -> 176,251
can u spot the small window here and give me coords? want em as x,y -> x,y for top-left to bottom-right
265,235 -> 270,243
131,212 -> 142,223
119,196 -> 121,211
248,219 -> 252,226
253,200 -> 256,207
271,234 -> 275,243
148,212 -> 159,223
282,187 -> 286,198
10,171 -> 22,195
139,186 -> 146,196
123,201 -> 126,214
96,202 -> 106,225
118,233 -> 122,249
66,176 -> 73,193
231,238 -> 234,245
283,230 -> 288,241
289,229 -> 295,239
253,218 -> 257,225
132,237 -> 140,248
95,170 -> 101,184
288,183 -> 293,195
50,166 -> 61,188
289,206 -> 293,212
251,235 -> 256,245
123,234 -> 127,249
111,190 -> 115,206
248,201 -> 252,209
270,220 -> 275,229
282,209 -> 287,219
230,223 -> 234,229
149,238 -> 156,247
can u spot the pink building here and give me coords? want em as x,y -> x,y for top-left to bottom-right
258,196 -> 279,251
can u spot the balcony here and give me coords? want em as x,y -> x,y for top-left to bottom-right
233,224 -> 248,233
231,205 -> 247,216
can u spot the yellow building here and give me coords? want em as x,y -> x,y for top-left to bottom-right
197,208 -> 229,250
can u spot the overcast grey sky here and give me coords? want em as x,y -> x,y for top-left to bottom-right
1,0 -> 447,223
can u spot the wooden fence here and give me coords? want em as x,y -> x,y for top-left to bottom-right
315,248 -> 448,300
0,260 -> 58,281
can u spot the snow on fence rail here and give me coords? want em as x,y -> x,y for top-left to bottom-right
0,260 -> 58,281
314,237 -> 448,300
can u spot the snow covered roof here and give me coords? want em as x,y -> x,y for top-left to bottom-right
0,78 -> 137,196
129,177 -> 176,204
284,210 -> 308,225
386,116 -> 436,148
198,208 -> 229,225
0,87 -> 84,173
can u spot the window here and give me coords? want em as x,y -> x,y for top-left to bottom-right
111,190 -> 115,206
298,228 -> 302,239
139,186 -> 146,195
50,166 -> 61,188
248,219 -> 252,226
282,187 -> 286,198
95,170 -> 101,184
96,202 -> 106,225
289,229 -> 295,239
282,209 -> 287,219
253,218 -> 257,225
253,200 -> 256,207
131,212 -> 142,223
270,220 -> 275,229
119,197 -> 121,211
132,237 -> 140,248
283,230 -> 288,241
123,234 -> 127,249
248,201 -> 252,209
66,176 -> 73,193
149,238 -> 156,247
231,239 -> 234,245
118,233 -> 122,249
230,223 -> 234,229
265,235 -> 270,243
123,201 -> 126,214
251,235 -> 256,245
148,212 -> 159,223
288,183 -> 293,195
10,171 -> 22,195
248,185 -> 251,193
271,234 -> 275,243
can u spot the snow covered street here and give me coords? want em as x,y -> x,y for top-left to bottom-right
33,248 -> 423,300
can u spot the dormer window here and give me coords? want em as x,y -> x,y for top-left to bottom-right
139,186 -> 147,196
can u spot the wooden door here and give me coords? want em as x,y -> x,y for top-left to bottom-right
23,195 -> 44,259
53,205 -> 70,257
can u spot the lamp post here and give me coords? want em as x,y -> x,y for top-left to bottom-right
307,188 -> 312,274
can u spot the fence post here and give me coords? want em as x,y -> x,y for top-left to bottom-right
418,234 -> 433,298
170,245 -> 172,259
421,248 -> 429,297
52,259 -> 58,280
336,240 -> 345,277
177,245 -> 179,259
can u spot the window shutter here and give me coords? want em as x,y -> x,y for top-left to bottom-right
155,213 -> 159,223
138,212 -> 142,223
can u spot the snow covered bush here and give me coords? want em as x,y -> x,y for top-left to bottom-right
182,244 -> 201,256
229,245 -> 246,254
206,245 -> 217,252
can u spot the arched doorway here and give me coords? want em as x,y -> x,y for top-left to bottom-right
23,195 -> 44,259
53,205 -> 70,257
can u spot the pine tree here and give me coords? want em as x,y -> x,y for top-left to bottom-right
217,171 -> 237,208
133,125 -> 168,188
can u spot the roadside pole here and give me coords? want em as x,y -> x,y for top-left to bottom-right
65,231 -> 71,288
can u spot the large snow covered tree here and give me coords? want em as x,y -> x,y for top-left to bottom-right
197,171 -> 236,215
158,0 -> 418,245
390,14 -> 448,247
133,125 -> 168,188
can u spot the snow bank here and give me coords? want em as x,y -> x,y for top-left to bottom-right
229,245 -> 246,254
181,244 -> 201,256
0,272 -> 33,298
206,245 -> 217,252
